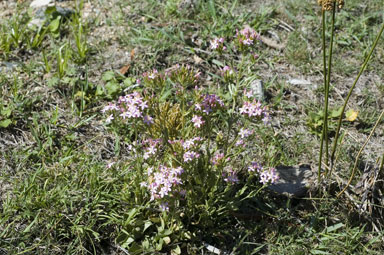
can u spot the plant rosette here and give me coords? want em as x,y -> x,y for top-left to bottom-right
102,65 -> 277,216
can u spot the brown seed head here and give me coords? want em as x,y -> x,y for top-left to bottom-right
317,0 -> 344,11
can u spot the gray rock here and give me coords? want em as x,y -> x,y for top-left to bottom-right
248,79 -> 264,101
0,61 -> 20,73
268,165 -> 316,197
178,0 -> 198,10
29,5 -> 75,28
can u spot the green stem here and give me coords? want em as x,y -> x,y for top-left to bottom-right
337,109 -> 384,197
324,2 -> 337,169
379,153 -> 384,175
318,10 -> 327,183
330,22 -> 384,173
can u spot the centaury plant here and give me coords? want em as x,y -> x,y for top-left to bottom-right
101,29 -> 277,252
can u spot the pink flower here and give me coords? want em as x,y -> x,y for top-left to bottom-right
244,89 -> 253,98
139,101 -> 148,110
211,152 -> 224,165
243,38 -> 253,45
191,115 -> 204,128
183,151 -> 200,162
209,38 -> 226,52
248,162 -> 263,173
195,103 -> 202,111
146,145 -> 157,155
143,115 -> 154,125
259,167 -> 279,185
260,172 -> 269,184
239,128 -> 253,139
210,39 -> 219,50
120,111 -> 130,119
106,162 -> 115,169
235,139 -> 244,147
240,100 -> 268,118
101,103 -> 119,113
182,138 -> 195,150
159,202 -> 169,211
148,69 -> 158,79
144,165 -> 184,202
222,66 -> 234,75
105,114 -> 114,123
223,168 -> 239,184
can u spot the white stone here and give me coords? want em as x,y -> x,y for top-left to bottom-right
288,78 -> 311,86
30,0 -> 53,8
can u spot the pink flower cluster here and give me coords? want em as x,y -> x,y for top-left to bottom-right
183,151 -> 200,162
236,27 -> 260,48
210,37 -> 226,52
247,162 -> 279,184
143,69 -> 160,80
195,94 -> 224,115
244,89 -> 254,99
223,168 -> 239,184
211,152 -> 224,165
142,69 -> 167,86
239,100 -> 270,124
141,165 -> 184,201
221,65 -> 236,82
181,137 -> 201,150
222,65 -> 234,75
142,138 -> 162,160
248,162 -> 263,173
259,167 -> 279,185
239,128 -> 253,138
181,137 -> 201,162
235,128 -> 254,147
102,92 -> 152,124
239,100 -> 263,116
191,115 -> 204,128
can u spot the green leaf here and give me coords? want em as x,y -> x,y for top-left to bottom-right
95,84 -> 104,96
0,119 -> 12,128
161,229 -> 172,236
143,221 -> 152,232
183,232 -> 191,239
142,239 -> 150,249
105,81 -> 120,96
47,77 -> 59,87
122,237 -> 135,248
102,71 -> 115,81
310,250 -> 330,255
163,236 -> 171,244
1,108 -> 12,117
49,16 -> 61,36
212,59 -> 224,67
123,78 -> 133,87
156,238 -> 164,251
171,245 -> 181,255
330,107 -> 343,118
325,223 -> 344,233
23,211 -> 40,233
160,89 -> 172,101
